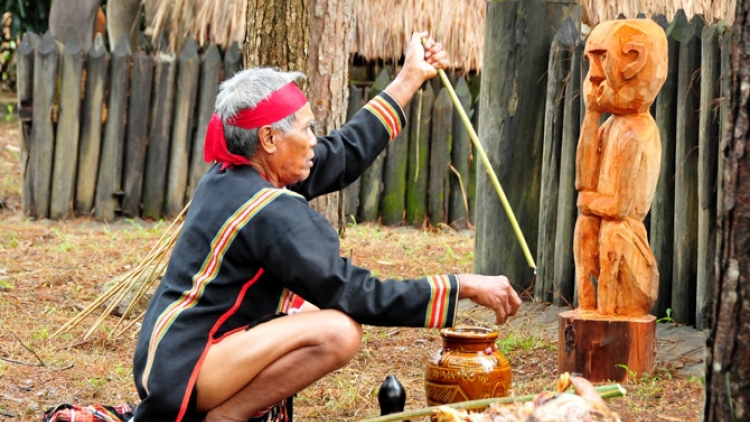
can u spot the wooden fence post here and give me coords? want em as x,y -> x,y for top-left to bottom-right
553,25 -> 583,308
95,37 -> 131,221
29,31 -> 59,219
121,51 -> 155,218
17,32 -> 38,217
650,13 -> 681,318
50,36 -> 84,219
448,77 -> 473,230
188,44 -> 223,199
142,52 -> 176,220
469,96 -> 479,223
536,17 -> 576,304
428,88 -> 453,227
672,13 -> 704,326
358,69 -> 390,222
405,84 -> 434,227
166,39 -> 200,218
696,22 -> 723,327
224,42 -> 241,80
343,84 -> 364,221
381,101 -> 411,226
75,34 -> 109,215
475,0 -> 581,291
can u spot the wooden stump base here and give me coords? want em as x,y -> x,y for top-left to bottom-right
558,310 -> 656,383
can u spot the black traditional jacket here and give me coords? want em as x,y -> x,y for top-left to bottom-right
132,92 -> 461,421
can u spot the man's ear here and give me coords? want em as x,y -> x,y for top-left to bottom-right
256,126 -> 277,154
621,41 -> 647,80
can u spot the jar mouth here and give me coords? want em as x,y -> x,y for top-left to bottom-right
441,325 -> 499,340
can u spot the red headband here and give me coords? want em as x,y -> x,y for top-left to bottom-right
204,81 -> 308,168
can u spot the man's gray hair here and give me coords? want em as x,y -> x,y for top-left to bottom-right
215,68 -> 307,159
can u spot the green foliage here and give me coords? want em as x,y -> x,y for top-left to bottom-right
656,308 -> 674,324
1,0 -> 53,90
2,0 -> 53,38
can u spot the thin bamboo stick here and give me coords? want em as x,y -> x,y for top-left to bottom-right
357,384 -> 626,422
423,38 -> 536,269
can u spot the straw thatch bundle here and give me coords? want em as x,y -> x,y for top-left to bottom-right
581,0 -> 736,26
143,0 -> 735,72
353,0 -> 485,73
146,0 -> 247,53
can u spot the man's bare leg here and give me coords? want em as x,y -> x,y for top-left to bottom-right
196,309 -> 362,421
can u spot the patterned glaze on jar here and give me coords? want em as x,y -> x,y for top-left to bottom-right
424,326 -> 512,406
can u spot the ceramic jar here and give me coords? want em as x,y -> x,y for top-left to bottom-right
424,326 -> 511,406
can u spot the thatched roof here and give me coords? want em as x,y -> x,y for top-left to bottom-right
144,0 -> 736,73
582,0 -> 736,27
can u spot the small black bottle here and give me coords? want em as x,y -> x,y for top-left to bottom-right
378,374 -> 406,416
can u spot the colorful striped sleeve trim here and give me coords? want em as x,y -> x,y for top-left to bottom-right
277,288 -> 305,314
363,92 -> 405,141
140,187 -> 300,393
424,275 -> 459,328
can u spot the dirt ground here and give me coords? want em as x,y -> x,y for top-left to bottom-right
0,119 -> 705,421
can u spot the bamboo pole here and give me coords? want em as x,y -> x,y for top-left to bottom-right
423,39 -> 536,270
357,384 -> 626,422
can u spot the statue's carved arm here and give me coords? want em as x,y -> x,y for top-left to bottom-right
577,136 -> 639,221
575,110 -> 604,193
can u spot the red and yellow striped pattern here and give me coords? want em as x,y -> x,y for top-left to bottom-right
364,94 -> 403,141
277,288 -> 304,314
425,275 -> 453,328
140,188 -> 300,392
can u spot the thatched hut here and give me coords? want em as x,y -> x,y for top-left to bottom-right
144,0 -> 737,73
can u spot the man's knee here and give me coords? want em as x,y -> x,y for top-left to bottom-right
320,311 -> 362,361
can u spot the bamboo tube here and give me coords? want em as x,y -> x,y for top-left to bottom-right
357,384 -> 626,422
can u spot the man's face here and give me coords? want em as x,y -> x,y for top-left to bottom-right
270,103 -> 318,186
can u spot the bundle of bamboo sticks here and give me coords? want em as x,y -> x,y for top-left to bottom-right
52,203 -> 189,340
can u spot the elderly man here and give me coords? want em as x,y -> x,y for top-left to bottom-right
132,32 -> 522,422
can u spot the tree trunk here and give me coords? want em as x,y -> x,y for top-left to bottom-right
306,0 -> 355,232
703,1 -> 750,420
245,0 -> 353,230
48,0 -> 101,51
107,0 -> 142,50
245,0 -> 309,73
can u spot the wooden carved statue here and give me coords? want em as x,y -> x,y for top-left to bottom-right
573,20 -> 668,317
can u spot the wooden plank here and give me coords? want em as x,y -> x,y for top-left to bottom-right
428,88 -> 453,227
405,85 -> 434,227
358,69 -> 390,222
95,38 -> 131,221
553,33 -> 583,308
17,32 -> 38,216
166,39 -> 200,218
649,13 -> 681,318
142,52 -> 177,220
51,36 -> 85,219
475,0 -> 582,291
188,44 -> 223,199
343,84 -> 364,222
535,18 -> 575,303
671,13 -> 703,326
75,34 -> 109,215
121,52 -> 154,217
29,31 -> 59,219
696,23 -> 722,328
448,77 -> 473,230
381,101 -> 411,226
223,42 -> 242,80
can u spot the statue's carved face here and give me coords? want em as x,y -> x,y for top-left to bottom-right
583,20 -> 668,115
